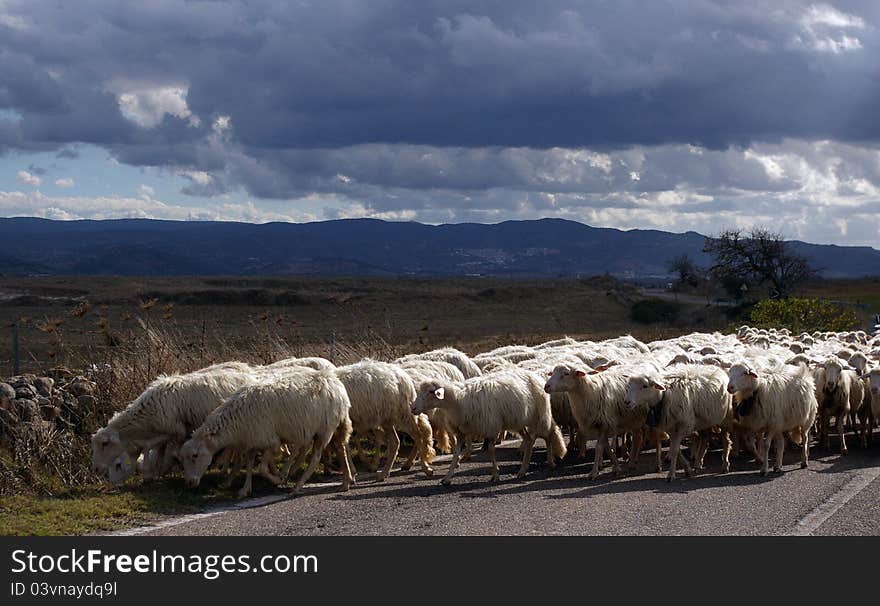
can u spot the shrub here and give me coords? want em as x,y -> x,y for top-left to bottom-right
748,298 -> 859,333
631,299 -> 681,324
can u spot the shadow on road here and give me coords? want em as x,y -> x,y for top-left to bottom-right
329,441 -> 880,503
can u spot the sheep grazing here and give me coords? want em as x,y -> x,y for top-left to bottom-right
180,368 -> 354,498
624,365 -> 733,481
336,360 -> 435,481
726,362 -> 817,475
412,368 -> 566,485
544,364 -> 650,480
92,369 -> 256,484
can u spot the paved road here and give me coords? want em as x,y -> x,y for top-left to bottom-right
127,439 -> 880,536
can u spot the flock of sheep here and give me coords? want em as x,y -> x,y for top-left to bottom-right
90,326 -> 880,497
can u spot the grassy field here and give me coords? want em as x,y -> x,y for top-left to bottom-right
0,274 -> 872,535
796,278 -> 880,316
0,274 -> 712,375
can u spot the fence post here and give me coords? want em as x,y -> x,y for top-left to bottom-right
12,320 -> 20,375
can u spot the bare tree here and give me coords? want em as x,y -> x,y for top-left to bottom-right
703,228 -> 814,299
667,253 -> 704,288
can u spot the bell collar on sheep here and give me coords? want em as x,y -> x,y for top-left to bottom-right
646,391 -> 666,428
735,389 -> 759,418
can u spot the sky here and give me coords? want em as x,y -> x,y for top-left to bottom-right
1,1 -> 879,247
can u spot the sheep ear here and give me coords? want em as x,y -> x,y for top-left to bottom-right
575,370 -> 587,377
651,381 -> 666,391
592,364 -> 610,372
434,387 -> 445,400
746,369 -> 758,379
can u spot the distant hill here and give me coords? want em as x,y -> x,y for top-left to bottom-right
0,217 -> 877,278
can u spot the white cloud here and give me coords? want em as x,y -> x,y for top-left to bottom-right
16,170 -> 40,187
54,177 -> 74,188
116,86 -> 200,129
178,170 -> 213,186
0,189 -> 313,223
137,184 -> 155,198
213,115 -> 231,133
798,3 -> 865,53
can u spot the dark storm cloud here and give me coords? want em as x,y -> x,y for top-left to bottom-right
1,1 -> 879,246
2,0 -> 879,154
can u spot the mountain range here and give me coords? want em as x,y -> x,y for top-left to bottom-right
0,217 -> 877,278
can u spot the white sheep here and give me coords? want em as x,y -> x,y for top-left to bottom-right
726,362 -> 817,475
398,347 -> 482,379
399,359 -> 466,455
624,365 -> 733,481
336,360 -> 435,481
814,358 -> 854,454
93,369 -> 256,483
544,364 -> 656,479
411,367 -> 566,484
264,356 -> 335,371
180,368 -> 354,497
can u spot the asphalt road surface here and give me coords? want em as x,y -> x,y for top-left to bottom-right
125,439 -> 880,536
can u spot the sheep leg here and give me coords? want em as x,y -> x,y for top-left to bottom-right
257,448 -> 283,485
417,425 -> 435,478
336,439 -> 354,491
607,434 -> 621,475
222,452 -> 245,488
376,425 -> 400,482
401,442 -> 418,471
588,431 -> 608,480
369,428 -> 385,472
821,413 -> 831,450
759,434 -> 770,476
666,434 -> 680,482
141,441 -> 167,480
158,440 -> 180,476
441,433 -> 466,485
800,426 -> 810,469
859,409 -> 869,449
628,428 -> 644,472
667,433 -> 688,481
461,436 -> 476,462
773,433 -> 785,473
837,415 -> 848,455
721,430 -> 732,473
346,446 -> 358,482
487,440 -> 500,482
293,437 -> 325,493
516,430 -> 534,479
215,449 -> 232,474
696,432 -> 711,471
237,451 -> 257,498
321,448 -> 334,476
282,446 -> 308,482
